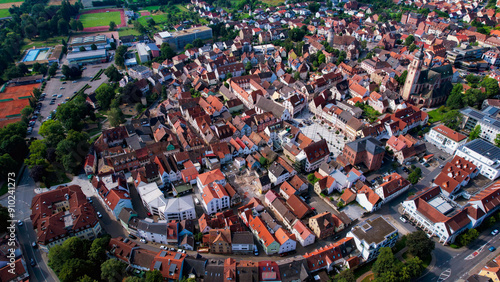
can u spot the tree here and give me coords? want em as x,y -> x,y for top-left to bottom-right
0,154 -> 17,179
245,61 -> 252,72
30,165 -> 46,182
495,134 -> 500,147
372,247 -> 396,276
0,205 -> 10,233
293,71 -> 300,80
466,74 -> 481,86
408,167 -> 422,185
109,21 -> 116,31
400,257 -> 424,281
318,53 -> 326,64
481,77 -> 500,97
49,63 -> 58,76
108,107 -> 125,127
56,130 -> 90,173
90,44 -> 97,50
184,43 -> 194,50
100,259 -> 126,282
56,96 -> 88,131
442,110 -> 463,131
79,46 -> 86,52
408,43 -> 417,52
58,258 -> 93,282
404,35 -> 415,46
125,277 -> 143,282
58,18 -> 69,35
406,231 -> 435,260
61,64 -> 82,79
26,140 -> 48,168
104,64 -> 123,82
145,270 -> 163,282
361,40 -> 367,50
469,125 -> 481,141
88,236 -> 110,265
160,43 -> 176,60
307,173 -> 319,184
39,120 -> 66,147
69,19 -> 78,30
193,38 -> 204,48
77,20 -> 84,31
446,84 -> 464,109
335,269 -> 355,282
259,156 -> 269,167
121,83 -> 143,104
95,83 -> 116,110
395,70 -> 408,85
115,45 -> 128,68
21,106 -> 33,118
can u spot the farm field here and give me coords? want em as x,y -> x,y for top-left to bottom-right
79,11 -> 121,28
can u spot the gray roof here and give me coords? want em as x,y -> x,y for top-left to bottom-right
350,216 -> 397,245
462,138 -> 500,161
183,257 -> 207,278
269,162 -> 286,177
346,137 -> 385,155
255,95 -> 286,119
118,207 -> 136,224
232,231 -> 254,244
277,256 -> 311,282
136,220 -> 168,234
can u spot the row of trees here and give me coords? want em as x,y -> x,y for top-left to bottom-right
447,75 -> 500,110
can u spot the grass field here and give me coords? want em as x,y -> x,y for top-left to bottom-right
118,28 -> 141,37
0,0 -> 20,4
0,9 -> 10,17
22,36 -> 67,51
262,0 -> 284,6
79,11 -> 121,28
175,4 -> 188,12
138,13 -> 167,25
428,108 -> 448,123
144,5 -> 160,11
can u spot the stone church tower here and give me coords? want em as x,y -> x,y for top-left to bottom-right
327,29 -> 334,46
401,50 -> 424,101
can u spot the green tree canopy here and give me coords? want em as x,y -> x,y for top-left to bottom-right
442,110 -> 462,131
39,119 -> 66,147
100,259 -> 126,282
108,107 -> 125,127
406,230 -> 435,260
95,83 -> 116,110
469,125 -> 481,141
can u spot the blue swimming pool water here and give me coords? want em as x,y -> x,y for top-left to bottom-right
23,49 -> 40,62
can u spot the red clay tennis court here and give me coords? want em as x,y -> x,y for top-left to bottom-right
0,83 -> 39,127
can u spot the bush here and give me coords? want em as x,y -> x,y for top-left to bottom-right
337,201 -> 344,208
336,130 -> 340,134
320,192 -> 326,197
450,244 -> 459,249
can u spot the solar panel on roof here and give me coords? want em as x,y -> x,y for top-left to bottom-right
174,253 -> 182,260
169,264 -> 177,273
160,250 -> 167,257
468,110 -> 484,120
154,261 -> 162,270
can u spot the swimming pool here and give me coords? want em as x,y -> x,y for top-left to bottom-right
23,49 -> 40,62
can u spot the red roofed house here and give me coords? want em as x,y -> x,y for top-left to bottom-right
275,227 -> 297,254
292,220 -> 316,247
249,215 -> 280,255
303,237 -> 355,272
84,151 -> 97,175
402,184 -> 500,245
30,185 -> 102,251
196,169 -> 226,191
151,249 -> 186,280
300,139 -> 331,172
375,173 -> 411,203
201,183 -> 231,215
425,124 -> 468,154
433,155 -> 478,197
308,212 -> 344,240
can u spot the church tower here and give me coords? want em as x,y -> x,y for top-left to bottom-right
327,29 -> 334,46
401,50 -> 424,101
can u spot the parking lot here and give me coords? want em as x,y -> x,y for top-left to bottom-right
28,59 -> 112,138
293,110 -> 348,157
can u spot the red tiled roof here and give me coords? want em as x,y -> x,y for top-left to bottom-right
432,124 -> 467,142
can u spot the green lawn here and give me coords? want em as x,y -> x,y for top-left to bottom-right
22,36 -> 67,51
138,13 -> 164,25
175,4 -> 189,12
79,11 -> 121,28
144,5 -> 160,11
0,9 -> 10,18
0,0 -> 21,4
118,28 -> 141,37
428,109 -> 446,123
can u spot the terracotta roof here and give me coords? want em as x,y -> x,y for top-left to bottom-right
432,124 -> 467,142
275,227 -> 295,245
197,169 -> 225,186
286,194 -> 310,219
249,216 -> 277,247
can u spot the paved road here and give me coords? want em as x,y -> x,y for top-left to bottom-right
1,168 -> 58,282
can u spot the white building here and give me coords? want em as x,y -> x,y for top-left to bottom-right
275,228 -> 297,254
292,220 -> 316,247
461,107 -> 500,144
201,183 -> 231,214
455,139 -> 500,180
268,162 -> 291,186
196,169 -> 226,191
231,231 -> 255,254
347,216 -> 398,262
425,124 -> 468,155
374,173 -> 411,203
137,183 -> 195,220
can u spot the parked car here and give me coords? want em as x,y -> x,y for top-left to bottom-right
96,211 -> 102,218
140,239 -> 147,243
492,229 -> 499,236
62,81 -> 66,84
31,242 -> 37,248
17,220 -> 23,226
424,163 -> 430,167
87,197 -> 93,203
400,216 -> 407,223
160,245 -> 167,250
30,258 -> 36,266
128,234 -> 137,239
57,94 -> 63,98
254,245 -> 259,256
194,198 -> 200,205
489,246 -> 497,252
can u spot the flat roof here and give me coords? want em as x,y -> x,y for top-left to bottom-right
67,49 -> 107,60
350,216 -> 397,245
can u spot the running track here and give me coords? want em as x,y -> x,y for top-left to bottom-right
77,8 -> 126,32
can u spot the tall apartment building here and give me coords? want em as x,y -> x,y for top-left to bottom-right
154,26 -> 213,50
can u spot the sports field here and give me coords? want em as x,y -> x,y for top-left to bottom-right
79,11 -> 121,28
0,83 -> 40,127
